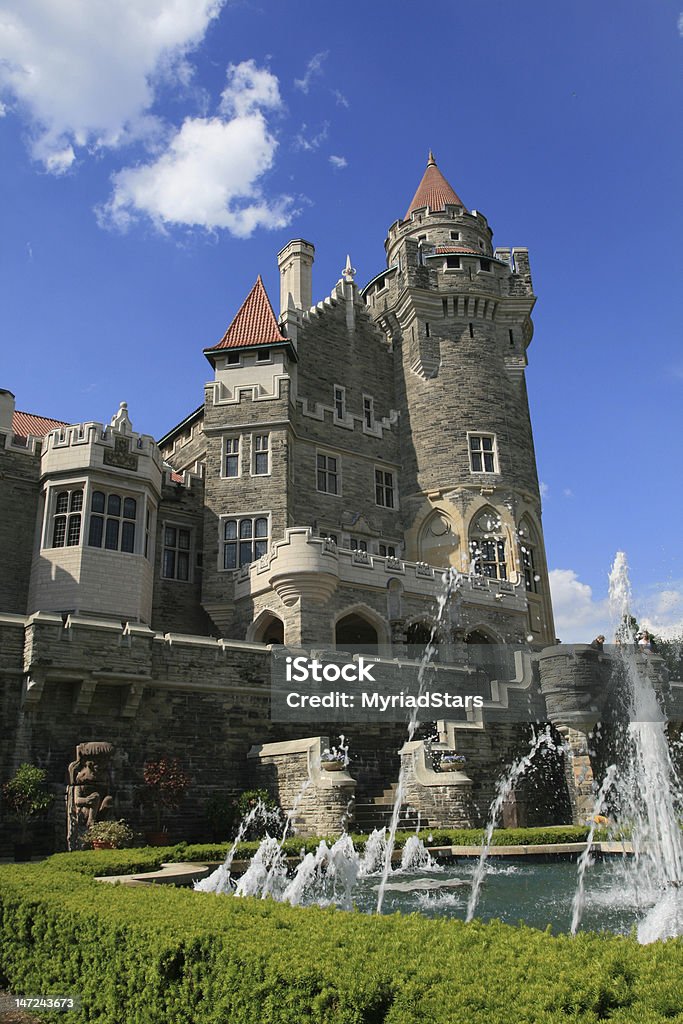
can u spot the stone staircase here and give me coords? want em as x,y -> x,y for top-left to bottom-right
352,783 -> 431,834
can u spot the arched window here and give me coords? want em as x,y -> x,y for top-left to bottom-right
419,510 -> 457,567
469,508 -> 507,580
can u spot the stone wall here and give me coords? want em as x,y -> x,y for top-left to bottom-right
249,737 -> 356,836
0,440 -> 41,615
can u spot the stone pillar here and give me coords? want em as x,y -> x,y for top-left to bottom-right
558,726 -> 595,825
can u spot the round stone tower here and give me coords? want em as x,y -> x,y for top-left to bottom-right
363,153 -> 555,644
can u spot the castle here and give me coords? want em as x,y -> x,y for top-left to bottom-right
1,154 -> 607,848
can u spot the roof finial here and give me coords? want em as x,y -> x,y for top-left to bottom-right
427,150 -> 436,166
342,254 -> 356,283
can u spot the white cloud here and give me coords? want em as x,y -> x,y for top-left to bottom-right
549,568 -> 610,642
539,481 -> 549,499
333,89 -> 349,108
99,61 -> 294,237
678,12 -> 683,36
294,51 -> 328,93
329,155 -> 347,169
294,121 -> 329,152
640,586 -> 683,640
219,59 -> 281,117
0,0 -> 226,172
0,100 -> 7,117
563,488 -> 574,498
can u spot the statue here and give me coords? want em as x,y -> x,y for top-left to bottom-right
66,742 -> 115,850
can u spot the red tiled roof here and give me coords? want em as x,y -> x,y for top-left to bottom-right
205,275 -> 285,354
405,152 -> 467,220
12,410 -> 68,438
434,246 -> 482,256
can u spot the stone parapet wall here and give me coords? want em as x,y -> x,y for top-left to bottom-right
400,741 -> 475,828
248,737 -> 356,836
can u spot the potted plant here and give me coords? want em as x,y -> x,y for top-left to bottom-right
141,757 -> 191,845
2,763 -> 52,861
321,749 -> 347,772
439,753 -> 466,773
83,819 -> 134,850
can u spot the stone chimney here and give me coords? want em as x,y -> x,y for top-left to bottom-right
0,389 -> 15,436
277,239 -> 315,315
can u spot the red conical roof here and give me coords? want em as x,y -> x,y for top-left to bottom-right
404,152 -> 467,220
205,275 -> 285,354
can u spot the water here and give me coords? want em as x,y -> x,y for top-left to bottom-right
571,764 -> 618,935
376,568 -> 458,913
194,800 -> 277,894
466,725 -> 557,923
604,551 -> 683,942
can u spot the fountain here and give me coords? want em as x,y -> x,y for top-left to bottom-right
192,553 -> 681,942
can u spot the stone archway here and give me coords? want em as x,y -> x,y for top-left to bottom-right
249,610 -> 285,645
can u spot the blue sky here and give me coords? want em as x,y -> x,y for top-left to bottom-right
1,1 -> 681,641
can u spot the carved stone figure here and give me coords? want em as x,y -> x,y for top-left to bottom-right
66,742 -> 115,850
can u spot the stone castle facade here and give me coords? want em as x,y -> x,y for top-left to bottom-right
2,155 -> 608,849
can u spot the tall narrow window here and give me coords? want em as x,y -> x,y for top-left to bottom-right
252,434 -> 270,475
162,526 -> 191,581
375,469 -> 395,508
317,453 -> 339,494
350,537 -> 368,552
469,435 -> 497,473
51,488 -> 83,548
522,544 -> 538,592
334,386 -> 345,420
363,396 -> 374,429
224,437 -> 240,477
222,515 -> 269,569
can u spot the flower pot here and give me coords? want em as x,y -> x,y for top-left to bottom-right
439,761 -> 463,772
13,840 -> 32,862
321,760 -> 345,772
145,831 -> 171,846
91,840 -> 114,850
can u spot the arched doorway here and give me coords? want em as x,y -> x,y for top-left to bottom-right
250,612 -> 285,645
465,627 -> 506,678
335,612 -> 379,650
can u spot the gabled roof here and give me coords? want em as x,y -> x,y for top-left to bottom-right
205,276 -> 286,358
405,152 -> 467,220
12,410 -> 68,438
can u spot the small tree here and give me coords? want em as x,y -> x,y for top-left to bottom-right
141,757 -> 191,832
2,763 -> 52,841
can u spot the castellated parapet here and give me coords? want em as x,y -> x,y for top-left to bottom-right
28,404 -> 164,624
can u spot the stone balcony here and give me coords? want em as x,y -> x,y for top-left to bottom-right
233,527 -> 528,613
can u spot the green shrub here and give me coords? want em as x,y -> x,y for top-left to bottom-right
0,853 -> 682,1023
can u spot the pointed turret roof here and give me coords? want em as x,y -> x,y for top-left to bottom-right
205,275 -> 286,357
404,152 -> 467,220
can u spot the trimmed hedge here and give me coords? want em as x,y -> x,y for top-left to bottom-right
0,852 -> 682,1023
41,826 -> 599,879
